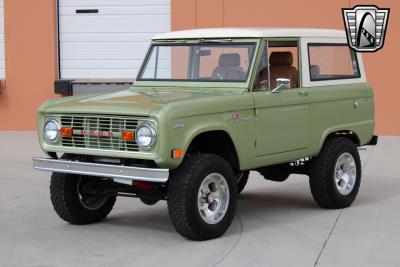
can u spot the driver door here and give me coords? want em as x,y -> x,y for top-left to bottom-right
252,40 -> 309,156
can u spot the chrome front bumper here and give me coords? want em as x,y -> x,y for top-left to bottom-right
32,157 -> 169,185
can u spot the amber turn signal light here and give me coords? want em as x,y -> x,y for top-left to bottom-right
172,148 -> 184,158
60,127 -> 72,137
121,131 -> 135,141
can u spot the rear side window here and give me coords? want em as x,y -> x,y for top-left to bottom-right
308,44 -> 360,81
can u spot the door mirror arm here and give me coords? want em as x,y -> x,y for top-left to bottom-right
270,83 -> 284,93
270,78 -> 291,93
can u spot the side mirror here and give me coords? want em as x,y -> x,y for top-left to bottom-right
271,78 -> 290,93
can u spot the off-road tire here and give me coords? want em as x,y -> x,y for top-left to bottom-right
309,137 -> 361,209
167,154 -> 237,240
50,173 -> 116,224
236,170 -> 250,194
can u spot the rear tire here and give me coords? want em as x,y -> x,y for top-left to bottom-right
309,137 -> 361,209
167,154 -> 237,240
50,173 -> 116,224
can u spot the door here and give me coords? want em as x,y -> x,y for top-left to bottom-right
58,0 -> 171,79
252,40 -> 309,156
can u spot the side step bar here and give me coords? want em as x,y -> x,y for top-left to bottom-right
32,157 -> 169,185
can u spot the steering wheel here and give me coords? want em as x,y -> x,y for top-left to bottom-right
224,67 -> 245,80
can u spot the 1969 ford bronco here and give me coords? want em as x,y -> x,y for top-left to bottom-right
33,28 -> 377,240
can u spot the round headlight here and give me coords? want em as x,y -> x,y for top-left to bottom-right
44,119 -> 60,142
136,123 -> 156,150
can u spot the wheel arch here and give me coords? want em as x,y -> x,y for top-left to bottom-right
319,129 -> 361,152
185,129 -> 241,172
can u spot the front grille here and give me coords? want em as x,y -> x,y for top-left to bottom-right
60,115 -> 145,152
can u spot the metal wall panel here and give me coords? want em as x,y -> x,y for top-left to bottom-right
58,0 -> 170,79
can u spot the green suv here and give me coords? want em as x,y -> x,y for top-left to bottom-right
33,28 -> 377,240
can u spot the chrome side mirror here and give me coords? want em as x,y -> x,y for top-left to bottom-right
271,78 -> 290,93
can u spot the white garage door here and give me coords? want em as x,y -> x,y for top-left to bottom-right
58,0 -> 171,79
0,0 -> 5,78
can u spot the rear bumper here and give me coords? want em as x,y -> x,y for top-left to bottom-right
367,135 -> 378,146
32,157 -> 169,184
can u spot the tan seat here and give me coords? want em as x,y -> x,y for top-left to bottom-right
269,52 -> 298,88
212,53 -> 245,81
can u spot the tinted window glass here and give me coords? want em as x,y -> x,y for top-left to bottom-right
308,44 -> 360,81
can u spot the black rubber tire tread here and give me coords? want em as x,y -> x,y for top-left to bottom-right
167,154 -> 237,240
50,173 -> 116,225
309,137 -> 361,209
237,170 -> 250,194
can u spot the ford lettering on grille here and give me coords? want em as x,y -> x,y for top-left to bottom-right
59,115 -> 145,152
77,130 -> 115,138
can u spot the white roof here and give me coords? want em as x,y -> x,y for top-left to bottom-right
152,28 -> 346,40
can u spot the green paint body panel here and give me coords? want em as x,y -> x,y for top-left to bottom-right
36,37 -> 375,170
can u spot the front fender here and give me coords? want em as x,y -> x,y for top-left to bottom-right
164,110 -> 255,170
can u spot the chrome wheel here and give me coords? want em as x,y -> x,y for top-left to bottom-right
334,152 -> 357,196
77,177 -> 108,210
197,173 -> 230,224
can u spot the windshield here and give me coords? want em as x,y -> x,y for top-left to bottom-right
138,43 -> 256,82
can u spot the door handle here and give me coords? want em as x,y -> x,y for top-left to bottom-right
298,90 -> 310,96
76,9 -> 99,14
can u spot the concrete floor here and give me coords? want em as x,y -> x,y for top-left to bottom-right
0,132 -> 399,267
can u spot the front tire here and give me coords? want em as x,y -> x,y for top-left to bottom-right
50,173 -> 116,224
236,170 -> 250,194
167,154 -> 237,240
309,137 -> 361,209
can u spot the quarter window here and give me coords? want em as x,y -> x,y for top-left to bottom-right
308,44 -> 360,81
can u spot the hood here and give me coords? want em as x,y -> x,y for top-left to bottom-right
42,88 -> 240,116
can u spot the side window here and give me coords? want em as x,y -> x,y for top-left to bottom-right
254,40 -> 299,91
308,44 -> 360,81
268,43 -> 299,89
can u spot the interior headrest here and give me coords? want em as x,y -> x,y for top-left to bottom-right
310,65 -> 320,79
269,52 -> 293,66
219,53 -> 241,67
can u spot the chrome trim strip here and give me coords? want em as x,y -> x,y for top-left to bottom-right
32,157 -> 169,183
